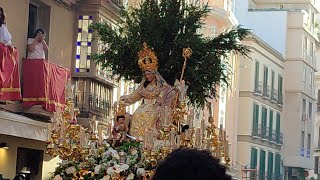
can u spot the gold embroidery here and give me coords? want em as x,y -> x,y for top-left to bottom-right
23,97 -> 64,106
0,88 -> 20,92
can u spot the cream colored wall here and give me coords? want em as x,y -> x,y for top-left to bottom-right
237,38 -> 285,172
0,0 -> 75,69
0,135 -> 58,180
236,141 -> 252,167
237,97 -> 252,135
0,0 -> 29,62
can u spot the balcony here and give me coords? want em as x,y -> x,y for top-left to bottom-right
22,59 -> 70,112
262,85 -> 270,99
254,81 -> 262,95
271,89 -> 278,103
252,124 -> 283,145
0,57 -> 70,121
74,79 -> 113,121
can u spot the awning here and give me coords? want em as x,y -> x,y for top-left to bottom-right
0,111 -> 48,141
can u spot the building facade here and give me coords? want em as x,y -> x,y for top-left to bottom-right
237,34 -> 285,180
236,0 -> 320,179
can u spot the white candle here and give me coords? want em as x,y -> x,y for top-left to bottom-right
79,126 -> 85,147
188,109 -> 194,127
144,129 -> 150,150
219,124 -> 223,141
195,128 -> 201,147
201,119 -> 205,133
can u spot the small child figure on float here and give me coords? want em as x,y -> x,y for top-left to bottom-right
111,103 -> 133,144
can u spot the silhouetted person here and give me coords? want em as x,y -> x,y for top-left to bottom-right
152,148 -> 231,180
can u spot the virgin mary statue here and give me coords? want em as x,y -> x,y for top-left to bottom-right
119,43 -> 176,141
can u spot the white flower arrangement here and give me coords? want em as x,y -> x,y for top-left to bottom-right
52,141 -> 148,180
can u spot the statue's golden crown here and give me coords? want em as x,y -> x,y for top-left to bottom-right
138,42 -> 158,71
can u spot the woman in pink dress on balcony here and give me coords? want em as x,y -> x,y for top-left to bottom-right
27,28 -> 48,59
0,7 -> 12,47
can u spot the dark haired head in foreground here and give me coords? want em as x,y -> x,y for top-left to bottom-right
152,148 -> 231,180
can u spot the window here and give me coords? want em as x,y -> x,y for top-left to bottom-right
310,72 -> 312,86
276,113 -> 281,143
307,133 -> 311,150
303,68 -> 306,82
271,70 -> 275,91
310,42 -> 314,60
254,61 -> 260,92
250,148 -> 258,169
28,4 -> 38,38
304,37 -> 308,59
303,99 -> 306,114
261,107 -> 267,137
259,150 -> 266,180
27,2 -> 51,57
269,110 -> 273,139
278,75 -> 283,104
267,152 -> 274,180
271,71 -> 275,99
274,154 -> 281,178
309,102 -> 312,120
301,131 -> 305,149
75,15 -> 93,73
252,103 -> 259,135
263,66 -> 268,94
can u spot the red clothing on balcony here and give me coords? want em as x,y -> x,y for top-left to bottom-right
0,43 -> 22,101
22,59 -> 70,112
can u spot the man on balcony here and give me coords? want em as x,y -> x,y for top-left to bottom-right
27,28 -> 48,59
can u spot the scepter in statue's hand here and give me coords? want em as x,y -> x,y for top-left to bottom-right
180,47 -> 192,81
173,47 -> 192,109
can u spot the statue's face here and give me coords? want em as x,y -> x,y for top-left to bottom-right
145,71 -> 155,82
118,117 -> 125,124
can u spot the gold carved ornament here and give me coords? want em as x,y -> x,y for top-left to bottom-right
138,42 -> 158,71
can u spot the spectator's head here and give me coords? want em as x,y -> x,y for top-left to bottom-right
34,28 -> 46,38
152,148 -> 231,180
13,174 -> 26,180
0,7 -> 6,26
